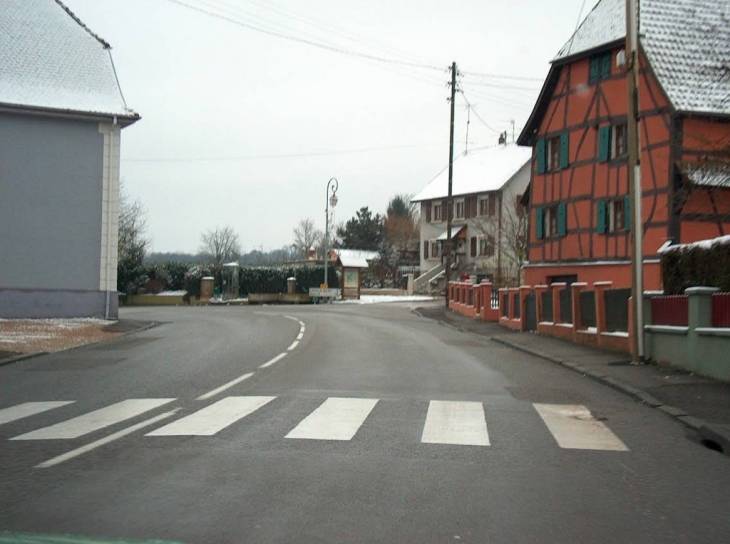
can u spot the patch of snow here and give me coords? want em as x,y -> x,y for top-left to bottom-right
658,234 -> 730,254
156,290 -> 187,296
335,295 -> 437,305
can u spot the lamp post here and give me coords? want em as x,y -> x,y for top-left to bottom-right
324,177 -> 339,288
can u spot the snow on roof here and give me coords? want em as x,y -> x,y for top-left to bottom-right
0,0 -> 137,119
553,0 -> 730,116
437,226 -> 465,241
681,163 -> 730,187
411,144 -> 531,202
659,234 -> 730,254
334,249 -> 379,268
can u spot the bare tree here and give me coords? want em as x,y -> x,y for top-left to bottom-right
472,191 -> 528,286
117,183 -> 150,293
293,218 -> 322,259
200,226 -> 242,270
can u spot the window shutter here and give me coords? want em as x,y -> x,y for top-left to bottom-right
558,202 -> 567,237
536,207 -> 545,239
589,57 -> 599,82
424,240 -> 429,260
470,237 -> 477,257
560,133 -> 569,169
488,235 -> 496,256
536,139 -> 546,174
624,195 -> 631,231
470,196 -> 477,218
488,194 -> 496,216
425,202 -> 431,222
598,126 -> 611,162
601,54 -> 611,80
597,200 -> 607,233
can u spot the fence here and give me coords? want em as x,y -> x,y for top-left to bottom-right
651,295 -> 688,326
712,293 -> 730,327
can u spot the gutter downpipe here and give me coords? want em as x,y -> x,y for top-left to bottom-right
105,115 -> 117,319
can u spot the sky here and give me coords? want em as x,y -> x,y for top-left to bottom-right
63,0 -> 590,254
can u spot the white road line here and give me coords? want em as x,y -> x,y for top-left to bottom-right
421,401 -> 490,446
10,399 -> 176,440
0,401 -> 75,426
35,409 -> 180,468
283,315 -> 300,322
287,340 -> 299,351
259,352 -> 287,369
286,397 -> 378,441
533,403 -> 629,451
147,396 -> 276,436
296,332 -> 304,340
196,373 -> 254,401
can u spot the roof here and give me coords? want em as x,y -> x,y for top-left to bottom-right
437,226 -> 466,241
334,249 -> 379,268
556,0 -> 730,115
0,0 -> 138,121
411,145 -> 532,202
681,163 -> 730,188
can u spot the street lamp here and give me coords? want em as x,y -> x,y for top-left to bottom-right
324,177 -> 338,288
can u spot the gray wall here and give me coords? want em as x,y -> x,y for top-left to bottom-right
0,113 -> 103,291
0,289 -> 117,319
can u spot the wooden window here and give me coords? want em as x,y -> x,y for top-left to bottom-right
543,203 -> 567,237
589,53 -> 612,83
425,202 -> 432,222
479,196 -> 490,216
611,199 -> 625,231
547,205 -> 559,237
598,126 -> 611,162
597,197 -> 631,233
479,236 -> 495,257
548,136 -> 561,171
429,240 -> 441,259
455,199 -> 465,219
433,203 -> 443,221
613,123 -> 628,158
536,139 -> 547,174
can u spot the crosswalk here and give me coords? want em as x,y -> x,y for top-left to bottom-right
0,396 -> 628,455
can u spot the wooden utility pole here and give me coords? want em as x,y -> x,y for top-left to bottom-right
626,0 -> 645,362
445,61 -> 457,307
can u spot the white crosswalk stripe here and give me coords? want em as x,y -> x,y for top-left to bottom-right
0,401 -> 75,426
146,396 -> 276,436
533,403 -> 629,451
286,397 -> 379,441
10,399 -> 176,440
4,397 -> 630,452
421,401 -> 490,446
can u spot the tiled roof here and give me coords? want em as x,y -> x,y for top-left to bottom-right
411,144 -> 531,202
554,0 -> 730,116
0,0 -> 137,119
681,163 -> 730,187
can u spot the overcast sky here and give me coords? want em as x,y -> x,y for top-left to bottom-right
64,0 -> 589,254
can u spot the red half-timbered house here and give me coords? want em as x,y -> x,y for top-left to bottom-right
518,0 -> 730,290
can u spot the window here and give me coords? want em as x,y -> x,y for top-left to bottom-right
433,203 -> 443,221
479,195 -> 496,216
546,205 -> 559,237
589,52 -> 611,83
613,123 -> 628,158
536,203 -> 567,239
479,236 -> 495,257
596,196 -> 630,233
455,199 -> 465,219
548,137 -> 561,171
429,240 -> 441,259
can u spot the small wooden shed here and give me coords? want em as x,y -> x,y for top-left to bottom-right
333,249 -> 378,300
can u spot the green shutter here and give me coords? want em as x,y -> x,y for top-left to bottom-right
560,132 -> 569,169
536,139 -> 546,174
598,126 -> 611,162
536,207 -> 544,239
558,202 -> 568,237
601,54 -> 611,79
624,195 -> 631,231
597,200 -> 607,233
589,57 -> 599,82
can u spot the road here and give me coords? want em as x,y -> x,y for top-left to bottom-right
1,302 -> 729,543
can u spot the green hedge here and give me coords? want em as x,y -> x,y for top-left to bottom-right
661,238 -> 730,294
238,265 -> 339,296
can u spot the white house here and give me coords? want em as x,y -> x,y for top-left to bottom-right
0,0 -> 140,318
412,143 -> 531,286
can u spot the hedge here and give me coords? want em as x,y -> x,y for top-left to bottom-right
238,265 -> 339,297
660,236 -> 730,294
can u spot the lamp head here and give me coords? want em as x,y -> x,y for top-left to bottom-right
330,193 -> 338,208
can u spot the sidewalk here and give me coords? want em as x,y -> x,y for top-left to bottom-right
416,305 -> 730,456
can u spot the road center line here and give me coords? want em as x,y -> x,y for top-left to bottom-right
287,340 -> 299,351
259,352 -> 287,369
196,373 -> 254,401
296,332 -> 304,340
35,409 -> 180,469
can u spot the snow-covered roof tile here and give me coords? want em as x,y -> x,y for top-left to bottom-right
334,249 -> 378,268
554,0 -> 730,116
681,162 -> 730,187
411,144 -> 531,202
0,0 -> 137,119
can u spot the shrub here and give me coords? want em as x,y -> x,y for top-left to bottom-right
661,236 -> 730,294
238,265 -> 339,296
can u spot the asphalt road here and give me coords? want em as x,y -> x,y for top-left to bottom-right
1,302 -> 729,543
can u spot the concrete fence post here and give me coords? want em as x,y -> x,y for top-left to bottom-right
593,281 -> 612,335
534,285 -> 548,323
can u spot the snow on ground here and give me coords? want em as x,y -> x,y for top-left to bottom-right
156,290 -> 188,296
335,295 -> 437,305
0,318 -> 118,353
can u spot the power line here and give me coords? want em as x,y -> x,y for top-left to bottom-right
459,70 -> 545,82
459,88 -> 502,135
164,0 -> 446,72
122,142 -> 444,163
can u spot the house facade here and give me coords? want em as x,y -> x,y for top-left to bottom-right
412,144 -> 531,286
0,0 -> 140,318
517,0 -> 730,290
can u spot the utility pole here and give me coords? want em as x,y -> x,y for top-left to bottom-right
445,61 -> 457,307
626,0 -> 644,362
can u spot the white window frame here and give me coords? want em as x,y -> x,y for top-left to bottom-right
478,196 -> 490,217
545,205 -> 559,237
433,203 -> 443,222
455,198 -> 465,219
547,136 -> 561,171
612,123 -> 628,159
608,199 -> 625,233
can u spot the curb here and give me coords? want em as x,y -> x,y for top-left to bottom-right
490,335 -> 730,456
0,321 -> 158,368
